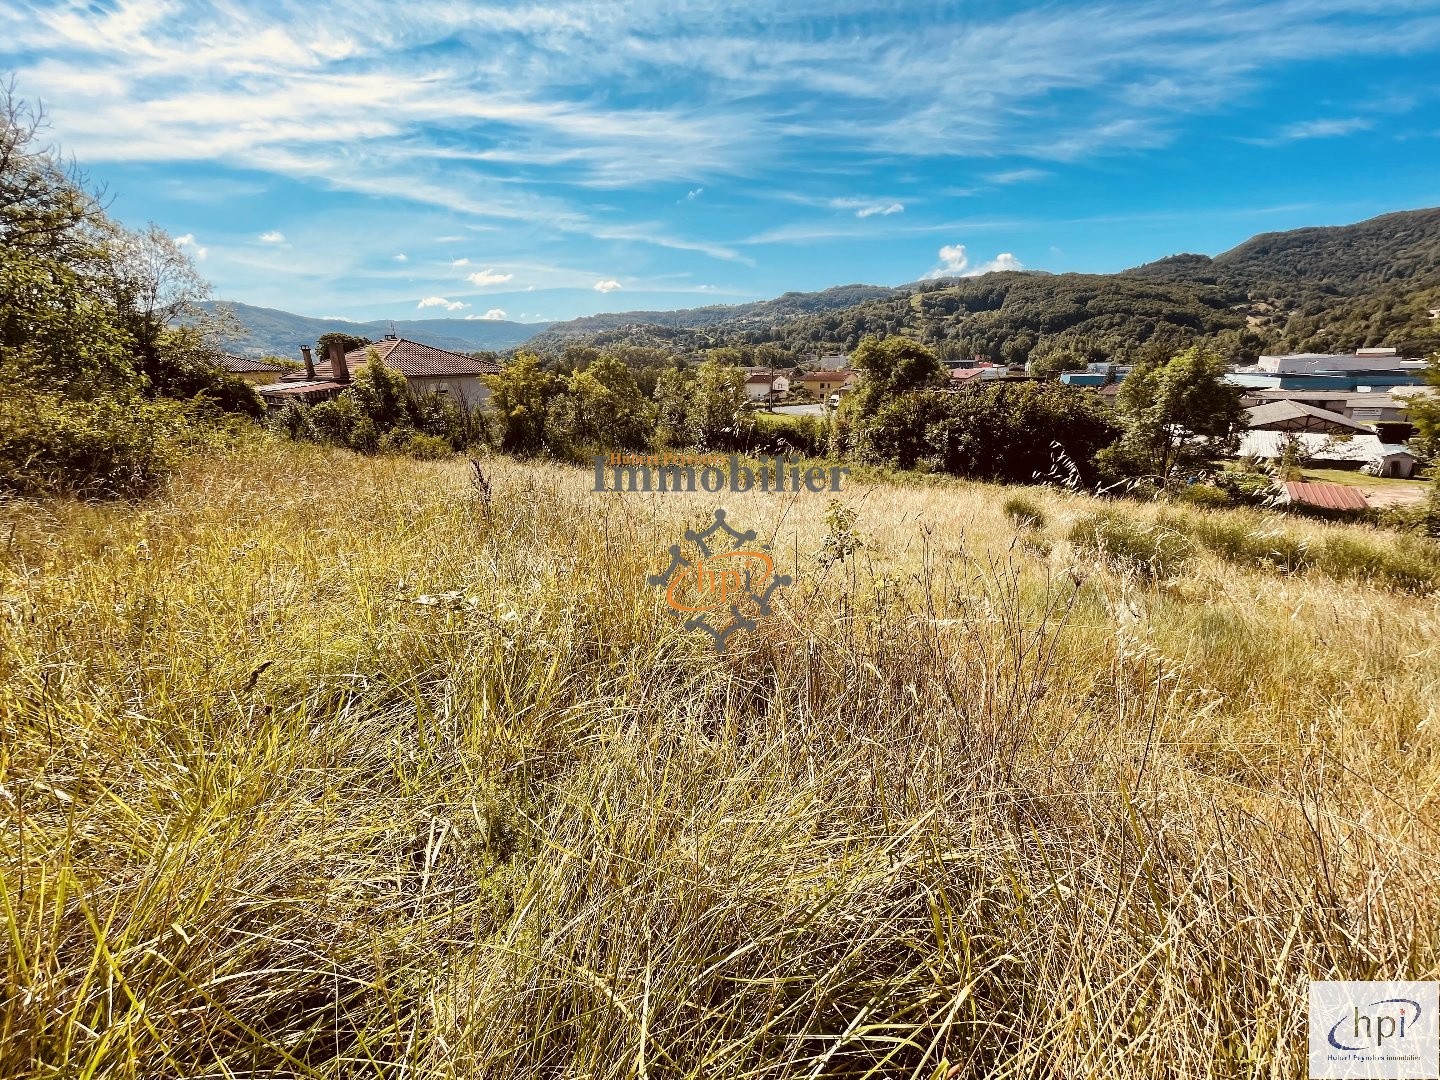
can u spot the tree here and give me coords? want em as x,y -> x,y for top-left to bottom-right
484,351 -> 558,455
348,349 -> 413,431
550,353 -> 655,451
1099,344 -> 1245,485
690,356 -> 748,447
317,332 -> 372,357
1407,352 -> 1440,535
856,381 -> 1120,484
845,335 -> 947,419
653,365 -> 695,448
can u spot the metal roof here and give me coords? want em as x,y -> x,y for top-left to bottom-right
1239,430 -> 1415,464
1245,401 -> 1373,433
1282,482 -> 1369,511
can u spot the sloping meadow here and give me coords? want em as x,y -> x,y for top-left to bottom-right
1,444 -> 1436,1078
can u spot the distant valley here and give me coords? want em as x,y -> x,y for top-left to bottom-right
209,302 -> 551,359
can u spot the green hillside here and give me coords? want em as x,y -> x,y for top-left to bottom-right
1126,206 -> 1440,353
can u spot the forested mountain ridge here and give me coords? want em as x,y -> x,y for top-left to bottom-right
524,284 -> 900,350
528,207 -> 1440,365
1125,206 -> 1440,354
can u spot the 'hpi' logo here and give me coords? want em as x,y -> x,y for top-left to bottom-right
648,509 -> 790,653
1309,981 -> 1438,1079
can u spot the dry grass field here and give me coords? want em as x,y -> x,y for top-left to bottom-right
2,441 -> 1437,1078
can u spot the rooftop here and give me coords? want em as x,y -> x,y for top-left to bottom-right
311,337 -> 503,380
1281,482 -> 1369,512
1244,400 -> 1373,434
222,354 -> 287,374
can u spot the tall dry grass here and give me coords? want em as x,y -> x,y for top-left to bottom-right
1,443 -> 1436,1078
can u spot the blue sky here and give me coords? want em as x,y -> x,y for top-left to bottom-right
4,0 -> 1440,324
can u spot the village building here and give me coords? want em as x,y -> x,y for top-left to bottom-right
221,354 -> 288,385
258,336 -> 501,410
795,370 -> 857,399
743,370 -> 790,403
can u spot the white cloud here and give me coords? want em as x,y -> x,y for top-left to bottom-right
924,244 -> 1023,279
857,202 -> 904,218
467,268 -> 514,286
825,197 -> 905,219
686,187 -> 704,200
451,257 -> 470,266
984,168 -> 1049,185
393,253 -> 407,262
480,308 -> 508,320
418,295 -> 468,310
1269,117 -> 1373,142
174,232 -> 208,260
259,230 -> 286,243
593,279 -> 622,293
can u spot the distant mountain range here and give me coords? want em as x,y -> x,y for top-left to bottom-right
206,301 -> 551,359
211,207 -> 1440,365
524,207 -> 1440,360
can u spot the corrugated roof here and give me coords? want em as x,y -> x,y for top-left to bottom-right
1245,400 -> 1372,433
313,338 -> 502,379
1282,482 -> 1370,511
1239,430 -> 1414,465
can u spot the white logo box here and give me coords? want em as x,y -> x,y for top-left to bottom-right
1310,981 -> 1439,1079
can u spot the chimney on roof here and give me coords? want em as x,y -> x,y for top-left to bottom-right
327,340 -> 351,384
300,345 -> 315,379
383,333 -> 398,341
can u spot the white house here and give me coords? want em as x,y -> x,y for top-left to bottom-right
744,371 -> 790,403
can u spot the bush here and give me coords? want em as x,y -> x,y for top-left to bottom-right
403,433 -> 454,460
1002,493 -> 1047,530
1170,483 -> 1233,510
1212,469 -> 1279,508
1068,509 -> 1195,583
0,389 -> 194,499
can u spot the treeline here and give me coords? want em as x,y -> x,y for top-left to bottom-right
0,86 -> 260,497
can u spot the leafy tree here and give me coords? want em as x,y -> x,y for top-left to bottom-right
1406,352 -> 1440,535
689,355 -> 748,447
484,351 -> 558,455
856,382 -> 1120,484
550,353 -> 655,450
653,365 -> 695,448
317,331 -> 372,357
1099,344 -> 1245,485
348,349 -> 413,430
845,335 -> 946,418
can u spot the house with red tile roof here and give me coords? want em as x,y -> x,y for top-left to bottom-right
258,336 -> 502,409
220,354 -> 289,385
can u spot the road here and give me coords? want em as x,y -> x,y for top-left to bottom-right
767,404 -> 828,417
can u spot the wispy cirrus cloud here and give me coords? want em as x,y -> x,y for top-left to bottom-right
1249,116 -> 1374,145
5,0 -> 1436,314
